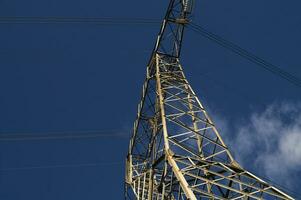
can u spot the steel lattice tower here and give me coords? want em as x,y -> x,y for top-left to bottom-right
125,0 -> 294,199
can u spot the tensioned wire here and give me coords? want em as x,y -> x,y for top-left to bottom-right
0,130 -> 299,198
0,129 -> 128,141
0,153 -> 299,198
0,162 -> 123,171
1,16 -> 300,88
188,22 -> 301,88
1,16 -> 300,198
0,16 -> 160,24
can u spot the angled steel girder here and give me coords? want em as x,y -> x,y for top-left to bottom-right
125,0 -> 294,199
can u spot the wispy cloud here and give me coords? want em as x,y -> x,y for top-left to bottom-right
214,102 -> 301,190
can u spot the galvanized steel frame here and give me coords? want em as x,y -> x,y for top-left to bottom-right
125,0 -> 294,199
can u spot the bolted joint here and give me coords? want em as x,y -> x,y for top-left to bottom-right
175,18 -> 189,24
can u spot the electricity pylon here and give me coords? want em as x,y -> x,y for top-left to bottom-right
125,0 -> 294,199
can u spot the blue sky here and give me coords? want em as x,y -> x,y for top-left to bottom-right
0,0 -> 300,199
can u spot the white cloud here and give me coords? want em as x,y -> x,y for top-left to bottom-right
213,101 -> 301,190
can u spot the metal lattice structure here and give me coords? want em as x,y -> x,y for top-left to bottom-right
125,0 -> 294,199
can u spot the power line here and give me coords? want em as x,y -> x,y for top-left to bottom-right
1,16 -> 300,88
197,75 -> 299,198
251,172 -> 301,199
1,16 -> 299,199
1,137 -> 298,199
0,16 -> 160,25
0,130 -> 128,141
188,23 -> 301,88
0,161 -> 123,171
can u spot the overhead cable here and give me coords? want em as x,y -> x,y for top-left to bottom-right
1,16 -> 299,88
0,130 -> 128,141
0,16 -> 160,25
0,161 -> 123,171
188,23 -> 301,88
